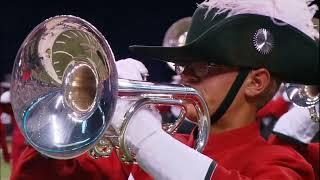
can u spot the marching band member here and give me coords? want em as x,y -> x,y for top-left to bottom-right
12,0 -> 319,179
127,0 -> 319,178
0,91 -> 11,163
0,90 -> 27,171
269,102 -> 319,179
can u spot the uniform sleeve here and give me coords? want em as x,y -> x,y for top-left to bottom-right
136,130 -> 315,180
11,146 -> 131,180
210,161 -> 314,180
268,135 -> 319,180
206,142 -> 315,180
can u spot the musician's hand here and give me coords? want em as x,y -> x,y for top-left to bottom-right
111,58 -> 162,154
111,58 -> 150,131
273,103 -> 319,144
0,91 -> 10,103
116,58 -> 148,80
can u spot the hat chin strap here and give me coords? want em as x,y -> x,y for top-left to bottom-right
210,68 -> 250,123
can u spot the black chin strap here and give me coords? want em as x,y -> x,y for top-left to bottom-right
210,68 -> 250,123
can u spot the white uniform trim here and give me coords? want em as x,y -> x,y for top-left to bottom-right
273,104 -> 319,143
136,130 -> 213,180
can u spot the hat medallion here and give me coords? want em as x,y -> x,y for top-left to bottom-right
253,28 -> 274,54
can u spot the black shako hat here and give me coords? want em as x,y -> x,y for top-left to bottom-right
130,6 -> 319,85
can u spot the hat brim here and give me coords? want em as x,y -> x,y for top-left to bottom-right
129,14 -> 319,84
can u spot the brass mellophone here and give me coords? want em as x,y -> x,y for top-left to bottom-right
10,15 -> 211,162
285,84 -> 319,122
162,16 -> 192,71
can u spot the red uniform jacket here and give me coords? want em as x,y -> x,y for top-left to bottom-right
256,95 -> 319,179
11,121 -> 315,180
269,135 -> 319,179
257,96 -> 290,119
11,118 -> 27,171
0,104 -> 11,163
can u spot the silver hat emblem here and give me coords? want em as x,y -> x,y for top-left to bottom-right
253,28 -> 274,54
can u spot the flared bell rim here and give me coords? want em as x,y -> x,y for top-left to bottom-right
11,15 -> 119,159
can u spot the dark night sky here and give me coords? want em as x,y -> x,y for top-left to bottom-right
0,1 -> 319,83
0,2 -> 200,83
